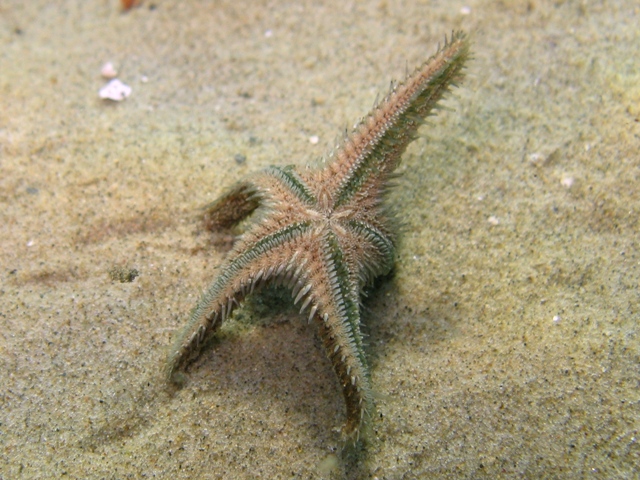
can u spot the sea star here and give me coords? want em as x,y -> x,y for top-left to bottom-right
166,31 -> 470,441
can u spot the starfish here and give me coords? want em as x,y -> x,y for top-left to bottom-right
165,31 -> 470,441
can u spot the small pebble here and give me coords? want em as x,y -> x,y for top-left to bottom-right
487,215 -> 500,226
528,152 -> 544,164
234,153 -> 247,164
309,135 -> 319,145
99,79 -> 132,101
108,266 -> 140,283
101,62 -> 118,79
121,0 -> 137,10
561,176 -> 574,188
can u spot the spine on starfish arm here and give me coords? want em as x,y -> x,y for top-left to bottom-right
332,31 -> 470,208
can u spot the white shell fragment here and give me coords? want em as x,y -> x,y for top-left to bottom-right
99,79 -> 132,101
101,62 -> 118,79
561,176 -> 574,188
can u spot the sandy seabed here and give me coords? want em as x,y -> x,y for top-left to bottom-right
1,1 -> 638,478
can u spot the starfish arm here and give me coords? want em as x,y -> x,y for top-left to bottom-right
332,31 -> 470,208
202,181 -> 262,231
315,230 -> 373,440
316,309 -> 372,441
165,221 -> 313,383
344,219 -> 396,284
202,165 -> 316,231
264,165 -> 317,206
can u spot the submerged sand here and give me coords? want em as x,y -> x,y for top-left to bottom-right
1,1 -> 638,478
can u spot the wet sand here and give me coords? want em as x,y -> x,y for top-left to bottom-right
1,1 -> 638,478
